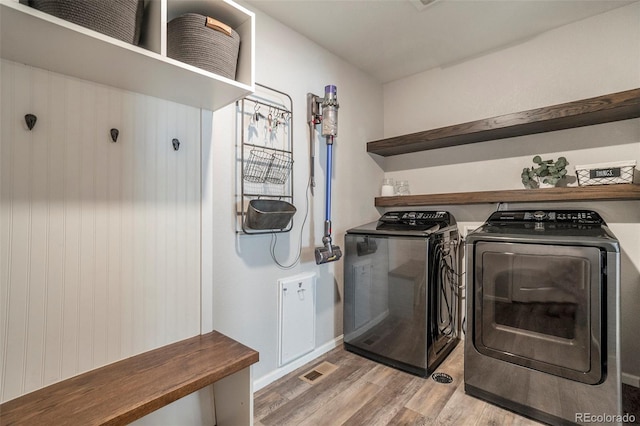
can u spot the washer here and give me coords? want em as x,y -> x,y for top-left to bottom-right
343,211 -> 461,377
465,210 -> 621,425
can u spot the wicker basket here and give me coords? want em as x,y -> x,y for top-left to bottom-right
27,0 -> 145,45
575,160 -> 637,186
168,13 -> 240,80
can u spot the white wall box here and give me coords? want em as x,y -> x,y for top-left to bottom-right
0,0 -> 255,111
278,273 -> 316,366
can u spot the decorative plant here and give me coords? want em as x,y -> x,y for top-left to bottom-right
521,155 -> 569,189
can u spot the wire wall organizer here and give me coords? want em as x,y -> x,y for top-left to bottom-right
237,84 -> 294,234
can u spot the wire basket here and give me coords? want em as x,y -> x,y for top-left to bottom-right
244,149 -> 274,183
265,153 -> 293,184
575,161 -> 636,186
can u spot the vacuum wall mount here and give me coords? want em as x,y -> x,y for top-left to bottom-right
308,85 -> 342,264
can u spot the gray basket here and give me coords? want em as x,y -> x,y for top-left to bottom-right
168,13 -> 240,80
27,0 -> 145,45
245,200 -> 296,230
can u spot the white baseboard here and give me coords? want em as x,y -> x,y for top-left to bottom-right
253,335 -> 344,392
622,372 -> 640,388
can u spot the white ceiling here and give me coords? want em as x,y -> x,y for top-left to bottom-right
244,0 -> 635,83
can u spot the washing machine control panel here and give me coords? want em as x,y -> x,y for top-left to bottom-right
488,210 -> 604,225
376,211 -> 451,231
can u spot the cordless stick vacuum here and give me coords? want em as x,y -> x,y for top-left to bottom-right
309,85 -> 342,264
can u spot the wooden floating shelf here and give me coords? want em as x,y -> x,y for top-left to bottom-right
367,88 -> 640,156
374,184 -> 640,207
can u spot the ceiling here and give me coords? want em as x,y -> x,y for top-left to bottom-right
244,0 -> 635,83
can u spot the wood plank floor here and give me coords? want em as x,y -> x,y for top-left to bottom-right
254,343 -> 542,426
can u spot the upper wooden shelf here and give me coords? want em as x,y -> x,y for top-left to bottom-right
367,88 -> 640,156
374,184 -> 640,207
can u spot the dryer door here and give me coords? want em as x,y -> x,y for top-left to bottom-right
473,241 -> 603,384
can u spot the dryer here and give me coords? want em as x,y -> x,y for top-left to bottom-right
465,210 -> 621,425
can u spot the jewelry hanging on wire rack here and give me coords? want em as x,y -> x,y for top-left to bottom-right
262,107 -> 270,144
280,111 -> 291,145
248,102 -> 260,142
267,107 -> 278,145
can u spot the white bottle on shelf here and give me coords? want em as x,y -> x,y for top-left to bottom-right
381,178 -> 395,196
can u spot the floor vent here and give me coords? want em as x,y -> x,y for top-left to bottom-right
431,372 -> 453,384
304,370 -> 323,381
299,361 -> 338,385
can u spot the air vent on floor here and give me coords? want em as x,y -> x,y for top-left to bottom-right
304,370 -> 323,381
431,372 -> 453,384
299,361 -> 338,385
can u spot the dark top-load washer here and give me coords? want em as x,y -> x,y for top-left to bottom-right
343,211 -> 461,377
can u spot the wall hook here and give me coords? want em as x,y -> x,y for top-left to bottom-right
172,138 -> 180,151
110,128 -> 119,143
25,114 -> 37,130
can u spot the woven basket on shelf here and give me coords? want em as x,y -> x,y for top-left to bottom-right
27,0 -> 145,45
167,13 -> 240,80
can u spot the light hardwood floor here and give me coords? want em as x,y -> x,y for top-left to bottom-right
254,343 -> 542,425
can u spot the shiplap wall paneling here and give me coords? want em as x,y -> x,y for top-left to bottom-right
0,60 -> 202,402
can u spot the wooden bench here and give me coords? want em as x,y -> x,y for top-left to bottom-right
0,331 -> 259,425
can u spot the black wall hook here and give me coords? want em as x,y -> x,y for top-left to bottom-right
110,128 -> 119,143
25,114 -> 37,130
172,138 -> 180,151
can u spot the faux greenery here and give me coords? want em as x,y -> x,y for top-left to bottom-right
521,155 -> 569,189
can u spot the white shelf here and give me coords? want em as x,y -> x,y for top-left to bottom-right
0,0 -> 255,111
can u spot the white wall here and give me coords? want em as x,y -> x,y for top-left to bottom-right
202,9 -> 384,385
381,2 -> 640,384
0,1 -> 384,406
0,60 -> 202,402
4,2 -> 636,413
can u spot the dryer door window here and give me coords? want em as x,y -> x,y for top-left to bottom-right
473,242 -> 603,385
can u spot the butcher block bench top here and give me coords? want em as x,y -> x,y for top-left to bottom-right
0,330 -> 259,425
